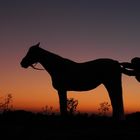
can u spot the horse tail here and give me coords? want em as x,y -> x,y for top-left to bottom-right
120,57 -> 140,82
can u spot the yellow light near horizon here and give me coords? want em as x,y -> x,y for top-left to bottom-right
2,59 -> 140,114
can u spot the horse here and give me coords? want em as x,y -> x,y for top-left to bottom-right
20,43 -> 140,120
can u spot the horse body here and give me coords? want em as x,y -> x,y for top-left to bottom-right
35,47 -> 120,91
21,43 -> 138,120
50,59 -> 121,91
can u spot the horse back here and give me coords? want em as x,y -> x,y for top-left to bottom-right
52,58 -> 121,91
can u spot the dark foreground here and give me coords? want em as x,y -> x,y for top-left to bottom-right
0,111 -> 140,140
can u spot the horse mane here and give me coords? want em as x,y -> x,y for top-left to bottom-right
38,46 -> 77,64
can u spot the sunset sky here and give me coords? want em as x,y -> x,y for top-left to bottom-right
1,0 -> 140,114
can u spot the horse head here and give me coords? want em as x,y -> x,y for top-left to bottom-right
20,42 -> 40,68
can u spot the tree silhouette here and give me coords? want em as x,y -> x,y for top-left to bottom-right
67,98 -> 78,115
0,94 -> 13,113
98,102 -> 110,116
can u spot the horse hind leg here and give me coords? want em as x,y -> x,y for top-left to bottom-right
104,77 -> 125,120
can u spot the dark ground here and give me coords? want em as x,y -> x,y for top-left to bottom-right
0,110 -> 140,140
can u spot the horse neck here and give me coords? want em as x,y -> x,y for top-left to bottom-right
38,48 -> 64,75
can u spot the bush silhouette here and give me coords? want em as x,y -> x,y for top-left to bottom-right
98,102 -> 110,116
41,105 -> 55,115
67,98 -> 78,115
0,94 -> 13,113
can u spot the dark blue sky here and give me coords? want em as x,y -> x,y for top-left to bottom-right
0,0 -> 140,80
1,0 -> 140,62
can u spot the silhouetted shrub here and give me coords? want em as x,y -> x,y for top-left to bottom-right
67,98 -> 78,115
98,102 -> 110,116
41,105 -> 56,116
0,94 -> 13,113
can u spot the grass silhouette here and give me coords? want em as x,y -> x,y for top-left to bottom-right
0,110 -> 140,140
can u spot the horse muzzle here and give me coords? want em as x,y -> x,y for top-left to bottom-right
20,60 -> 29,68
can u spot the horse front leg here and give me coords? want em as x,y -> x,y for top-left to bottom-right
104,76 -> 125,120
58,89 -> 67,116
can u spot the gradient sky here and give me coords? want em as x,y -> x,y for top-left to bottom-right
1,0 -> 140,114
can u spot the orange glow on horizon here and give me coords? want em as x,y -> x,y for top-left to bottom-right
1,48 -> 140,115
6,75 -> 140,115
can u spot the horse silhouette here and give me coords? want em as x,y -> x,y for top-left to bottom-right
20,43 -> 140,120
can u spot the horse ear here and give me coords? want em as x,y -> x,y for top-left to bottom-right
36,42 -> 40,47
